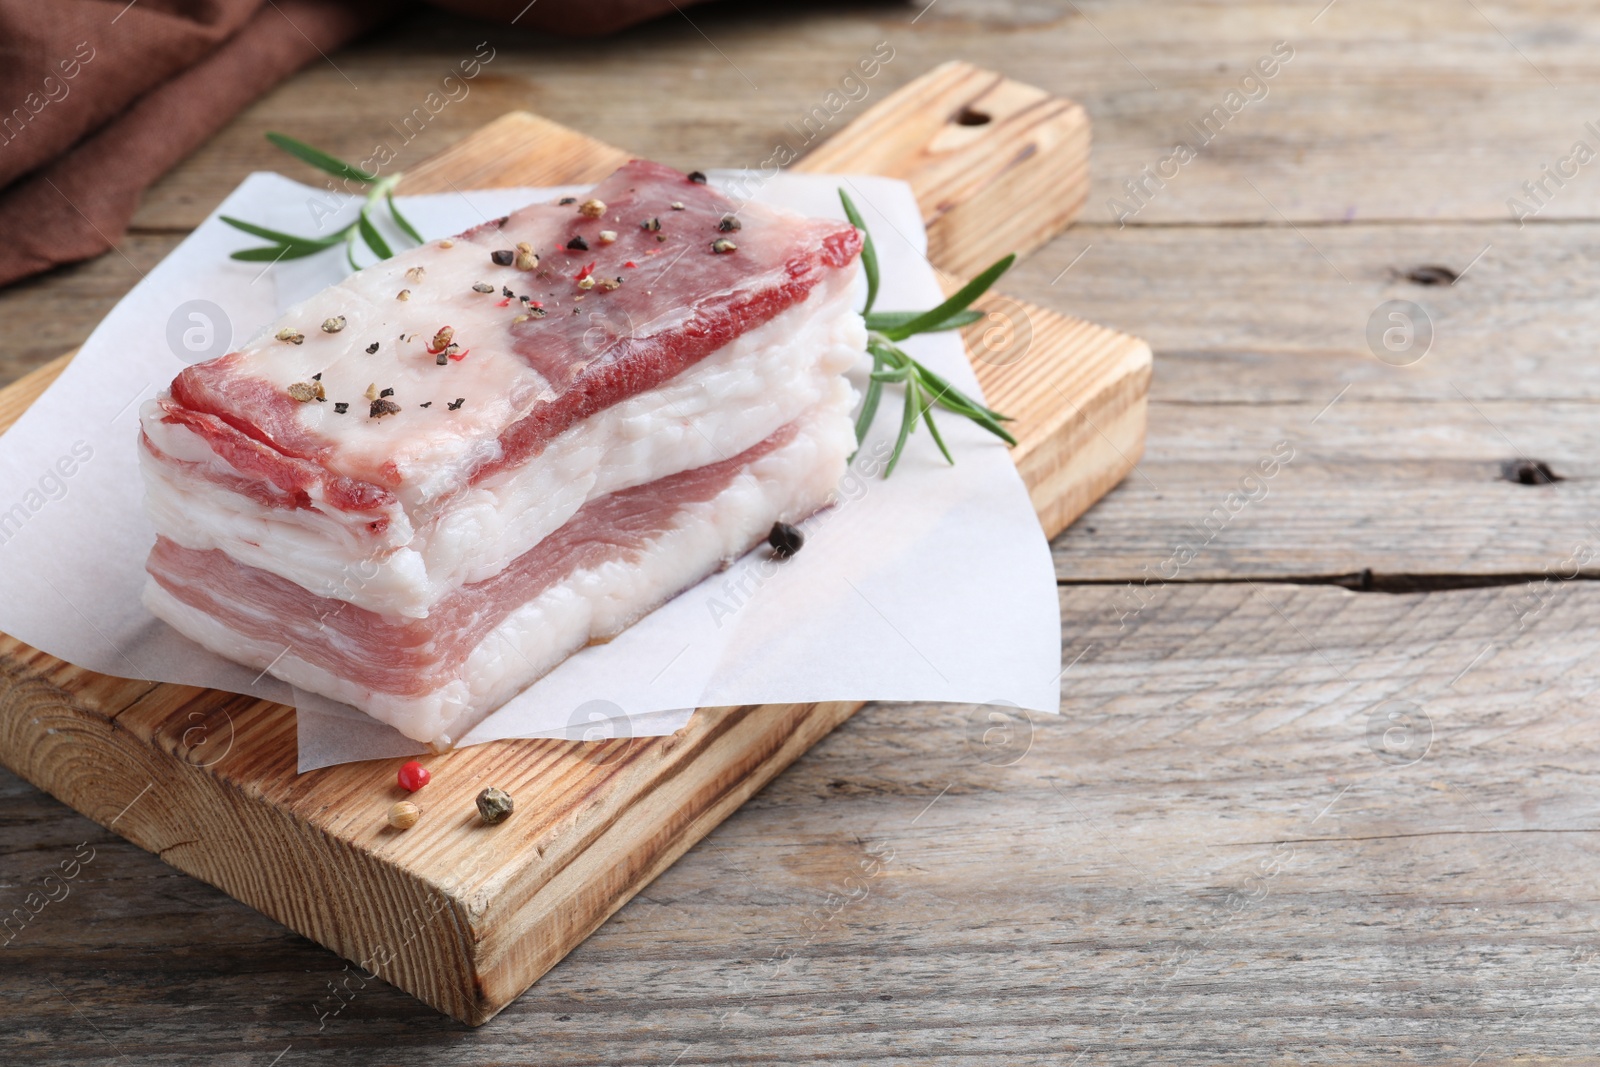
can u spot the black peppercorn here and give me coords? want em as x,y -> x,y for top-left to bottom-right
768,521 -> 804,559
491,249 -> 515,266
566,235 -> 589,251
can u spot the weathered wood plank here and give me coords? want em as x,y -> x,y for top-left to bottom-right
8,580 -> 1600,1062
1028,221 -> 1600,402
126,3 -> 1600,235
1055,398 -> 1600,583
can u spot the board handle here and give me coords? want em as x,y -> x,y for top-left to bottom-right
796,59 -> 1091,280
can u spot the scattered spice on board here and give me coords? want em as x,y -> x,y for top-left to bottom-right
275,327 -> 304,345
387,801 -> 420,830
768,521 -> 804,558
397,760 -> 430,791
321,316 -> 346,333
476,787 -> 514,824
490,249 -> 515,266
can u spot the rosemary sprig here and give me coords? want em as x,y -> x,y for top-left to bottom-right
222,133 -> 417,268
838,189 -> 1017,477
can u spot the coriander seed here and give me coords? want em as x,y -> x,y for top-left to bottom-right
387,801 -> 420,830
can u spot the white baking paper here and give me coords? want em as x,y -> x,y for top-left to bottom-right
0,171 -> 1061,771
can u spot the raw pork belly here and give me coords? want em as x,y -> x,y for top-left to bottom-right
139,161 -> 865,745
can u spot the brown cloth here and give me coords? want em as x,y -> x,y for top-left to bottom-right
0,0 -> 695,288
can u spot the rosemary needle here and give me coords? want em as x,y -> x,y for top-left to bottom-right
838,188 -> 1018,477
224,133 -> 416,268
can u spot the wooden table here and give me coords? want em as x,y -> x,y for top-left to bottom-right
5,2 -> 1598,1062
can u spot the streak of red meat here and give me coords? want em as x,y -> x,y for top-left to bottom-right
146,420 -> 800,697
152,160 -> 859,515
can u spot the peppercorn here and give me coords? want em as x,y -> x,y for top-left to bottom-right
476,787 -> 514,824
472,282 -> 495,293
712,238 -> 738,254
768,521 -> 804,558
387,801 -> 420,830
491,249 -> 515,266
515,242 -> 538,270
641,217 -> 661,232
275,327 -> 305,345
688,170 -> 707,184
322,316 -> 346,333
718,215 -> 741,233
597,230 -> 617,245
566,235 -> 589,252
365,341 -> 380,354
578,198 -> 606,218
397,760 -> 430,792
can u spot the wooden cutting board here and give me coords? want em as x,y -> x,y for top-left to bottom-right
0,62 -> 1149,1025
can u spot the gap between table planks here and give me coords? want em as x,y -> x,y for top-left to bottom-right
0,61 -> 1149,1024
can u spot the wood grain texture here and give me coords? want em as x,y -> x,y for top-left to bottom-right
0,68 -> 1133,1025
7,0 -> 1598,1061
116,2 -> 1600,234
798,60 -> 1091,280
9,581 -> 1600,1064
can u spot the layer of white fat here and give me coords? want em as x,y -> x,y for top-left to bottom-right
142,385 -> 856,747
140,272 -> 865,617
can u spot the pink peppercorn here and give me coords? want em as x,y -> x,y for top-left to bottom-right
398,761 -> 430,792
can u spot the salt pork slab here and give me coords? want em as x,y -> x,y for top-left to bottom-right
138,160 -> 866,746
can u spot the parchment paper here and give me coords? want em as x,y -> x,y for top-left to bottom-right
0,171 -> 1061,771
